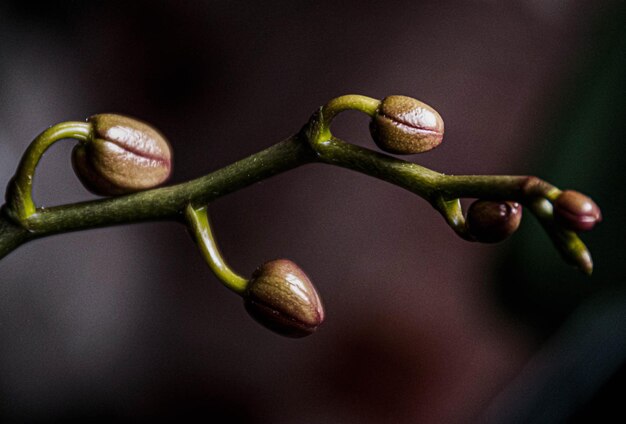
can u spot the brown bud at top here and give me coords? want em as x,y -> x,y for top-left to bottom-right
72,114 -> 172,196
467,200 -> 522,243
553,190 -> 602,232
369,95 -> 444,154
244,259 -> 324,338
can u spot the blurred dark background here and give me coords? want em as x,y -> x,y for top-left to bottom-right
0,1 -> 624,422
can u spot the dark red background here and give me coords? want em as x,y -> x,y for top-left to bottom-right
0,1 -> 623,422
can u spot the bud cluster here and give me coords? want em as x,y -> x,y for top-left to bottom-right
3,95 -> 603,342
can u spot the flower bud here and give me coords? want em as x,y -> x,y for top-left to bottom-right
244,259 -> 324,338
72,114 -> 172,196
467,200 -> 522,243
553,190 -> 602,232
369,95 -> 444,154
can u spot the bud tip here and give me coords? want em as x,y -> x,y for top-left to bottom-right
553,190 -> 601,232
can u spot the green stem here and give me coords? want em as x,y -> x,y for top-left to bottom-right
313,136 -> 443,200
0,95 -> 594,274
184,204 -> 248,294
528,198 -> 593,275
0,211 -> 33,259
434,197 -> 470,240
316,94 -> 381,141
0,135 -> 314,259
438,175 -> 560,201
6,121 -> 92,221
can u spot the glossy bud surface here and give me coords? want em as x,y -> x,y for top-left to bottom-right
72,114 -> 172,196
244,259 -> 324,338
553,190 -> 602,232
467,200 -> 522,243
369,95 -> 444,154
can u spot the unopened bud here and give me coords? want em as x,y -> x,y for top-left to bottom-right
244,259 -> 324,338
553,190 -> 602,232
369,95 -> 444,154
72,114 -> 172,196
467,200 -> 522,243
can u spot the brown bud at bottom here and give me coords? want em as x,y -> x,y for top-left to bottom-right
72,114 -> 172,196
467,200 -> 522,243
244,259 -> 324,338
369,95 -> 444,154
553,190 -> 602,232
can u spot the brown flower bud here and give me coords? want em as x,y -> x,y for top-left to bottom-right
72,114 -> 172,196
467,200 -> 522,243
244,259 -> 324,338
553,190 -> 602,232
369,95 -> 444,154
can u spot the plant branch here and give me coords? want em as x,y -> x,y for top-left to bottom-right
0,134 -> 314,258
0,95 -> 598,274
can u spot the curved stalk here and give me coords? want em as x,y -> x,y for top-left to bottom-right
184,204 -> 249,295
6,121 -> 92,221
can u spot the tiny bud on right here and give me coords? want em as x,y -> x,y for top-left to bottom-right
553,190 -> 602,232
369,95 -> 444,154
467,200 -> 522,243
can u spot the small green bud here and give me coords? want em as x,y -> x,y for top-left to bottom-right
369,95 -> 444,154
467,200 -> 522,243
244,259 -> 324,338
553,190 -> 602,232
72,114 -> 172,196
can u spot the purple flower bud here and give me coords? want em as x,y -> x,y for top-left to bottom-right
244,259 -> 324,338
369,95 -> 444,154
553,190 -> 602,232
72,114 -> 172,196
467,200 -> 522,243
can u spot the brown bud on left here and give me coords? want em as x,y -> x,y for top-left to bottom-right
244,259 -> 324,338
467,200 -> 522,243
369,95 -> 444,154
72,114 -> 172,196
553,190 -> 602,232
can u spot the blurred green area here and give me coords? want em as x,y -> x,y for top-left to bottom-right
486,3 -> 626,422
495,2 -> 626,334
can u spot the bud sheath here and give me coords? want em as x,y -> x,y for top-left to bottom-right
244,259 -> 324,338
72,114 -> 172,196
369,95 -> 444,154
